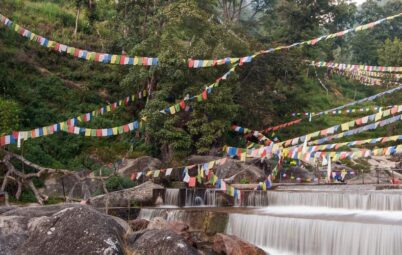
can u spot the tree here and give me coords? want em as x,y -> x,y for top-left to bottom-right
378,38 -> 401,66
0,98 -> 20,135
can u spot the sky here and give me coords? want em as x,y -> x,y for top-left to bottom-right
353,0 -> 367,5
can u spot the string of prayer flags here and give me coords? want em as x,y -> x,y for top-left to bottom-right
280,106 -> 402,148
0,91 -> 147,147
307,114 -> 402,146
291,105 -> 392,117
312,61 -> 402,73
260,119 -> 303,133
187,13 -> 402,68
289,134 -> 402,155
291,144 -> 402,162
159,64 -> 239,115
330,69 -> 400,86
2,12 -> 401,69
332,69 -> 402,79
314,84 -> 402,116
2,119 -> 141,147
231,125 -> 272,145
288,84 -> 402,124
0,14 -> 158,66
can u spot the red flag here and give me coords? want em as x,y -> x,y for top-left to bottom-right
74,49 -> 80,57
96,129 -> 102,137
202,90 -> 207,100
142,57 -> 148,65
1,136 -> 5,146
179,100 -> 185,109
120,55 -> 126,65
188,59 -> 194,68
123,125 -> 129,132
95,53 -> 101,62
130,172 -> 137,181
189,177 -> 196,187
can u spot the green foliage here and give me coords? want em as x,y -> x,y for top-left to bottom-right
105,175 -> 135,192
378,38 -> 402,66
0,98 -> 20,135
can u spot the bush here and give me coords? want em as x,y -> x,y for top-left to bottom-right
105,175 -> 135,192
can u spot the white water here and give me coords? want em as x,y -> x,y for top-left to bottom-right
245,191 -> 269,207
268,191 -> 402,210
226,206 -> 402,255
164,189 -> 180,206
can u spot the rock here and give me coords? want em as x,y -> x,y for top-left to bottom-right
186,155 -> 221,165
215,159 -> 265,183
91,181 -> 163,207
126,229 -> 199,255
128,218 -> 149,232
147,217 -> 193,245
40,172 -> 103,200
14,205 -> 128,255
119,156 -> 162,177
2,204 -> 83,218
0,215 -> 29,255
212,233 -> 266,255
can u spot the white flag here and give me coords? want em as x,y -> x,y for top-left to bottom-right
165,168 -> 173,176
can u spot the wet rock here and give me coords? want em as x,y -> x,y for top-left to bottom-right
126,229 -> 199,255
212,233 -> 266,255
119,156 -> 162,177
14,205 -> 128,255
128,218 -> 149,232
91,181 -> 163,207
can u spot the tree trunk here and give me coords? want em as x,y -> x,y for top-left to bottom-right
74,6 -> 80,38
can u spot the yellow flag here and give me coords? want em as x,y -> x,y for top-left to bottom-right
169,106 -> 176,114
374,112 -> 382,121
240,153 -> 246,162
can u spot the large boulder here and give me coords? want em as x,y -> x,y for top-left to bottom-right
215,159 -> 265,183
91,181 -> 163,207
186,155 -> 265,183
0,215 -> 29,255
0,204 -> 130,255
212,233 -> 266,255
126,229 -> 199,255
147,217 -> 193,245
119,156 -> 162,177
40,172 -> 103,199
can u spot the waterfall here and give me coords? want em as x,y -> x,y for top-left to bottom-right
164,189 -> 180,206
267,191 -> 402,210
137,208 -> 166,220
204,189 -> 217,206
185,189 -> 219,206
243,191 -> 269,207
226,207 -> 402,255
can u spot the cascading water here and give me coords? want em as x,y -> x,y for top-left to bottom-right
185,189 -> 220,207
267,191 -> 402,210
204,189 -> 217,206
226,206 -> 402,255
164,189 -> 180,207
244,190 -> 269,207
